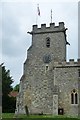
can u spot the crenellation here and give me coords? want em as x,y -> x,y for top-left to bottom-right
53,59 -> 80,67
50,23 -> 55,28
41,24 -> 46,29
59,22 -> 64,28
33,25 -> 38,31
69,59 -> 74,62
77,59 -> 80,63
32,22 -> 66,34
69,59 -> 74,65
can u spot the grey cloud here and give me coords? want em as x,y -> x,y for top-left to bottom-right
2,2 -> 32,58
3,55 -> 25,86
3,35 -> 31,57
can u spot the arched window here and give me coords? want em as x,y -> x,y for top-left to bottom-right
71,93 -> 74,104
71,89 -> 78,104
75,93 -> 78,104
46,37 -> 50,47
45,65 -> 49,73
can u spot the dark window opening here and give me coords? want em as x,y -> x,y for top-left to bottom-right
58,108 -> 64,115
25,105 -> 29,116
46,66 -> 48,70
46,37 -> 50,47
78,69 -> 80,77
71,93 -> 74,104
46,65 -> 49,71
71,90 -> 78,104
75,93 -> 78,104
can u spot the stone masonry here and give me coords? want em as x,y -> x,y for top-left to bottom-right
15,22 -> 80,117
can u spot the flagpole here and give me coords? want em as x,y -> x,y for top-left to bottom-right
36,4 -> 38,25
36,4 -> 40,25
51,9 -> 52,23
36,6 -> 38,25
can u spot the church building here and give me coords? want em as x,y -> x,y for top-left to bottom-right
16,22 -> 80,117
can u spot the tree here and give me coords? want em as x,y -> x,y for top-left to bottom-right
2,66 -> 13,95
13,84 -> 19,92
0,64 -> 2,114
2,64 -> 16,113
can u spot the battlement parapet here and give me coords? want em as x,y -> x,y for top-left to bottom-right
54,59 -> 80,67
32,22 -> 66,34
77,59 -> 80,62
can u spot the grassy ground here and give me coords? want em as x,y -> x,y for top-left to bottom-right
2,113 -> 80,120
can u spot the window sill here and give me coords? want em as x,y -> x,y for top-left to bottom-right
71,104 -> 78,106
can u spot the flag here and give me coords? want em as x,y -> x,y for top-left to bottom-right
37,4 -> 40,16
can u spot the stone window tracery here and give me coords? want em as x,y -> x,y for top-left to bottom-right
71,89 -> 78,104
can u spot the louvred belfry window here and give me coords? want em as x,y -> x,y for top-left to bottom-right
46,37 -> 50,47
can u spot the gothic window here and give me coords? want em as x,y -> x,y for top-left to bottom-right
75,93 -> 78,104
71,89 -> 78,104
58,108 -> 64,115
45,65 -> 49,72
46,37 -> 50,47
46,65 -> 48,71
71,93 -> 74,104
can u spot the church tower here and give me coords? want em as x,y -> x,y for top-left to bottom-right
28,22 -> 67,64
16,22 -> 80,116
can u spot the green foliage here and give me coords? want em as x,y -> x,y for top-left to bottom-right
13,84 -> 19,92
2,64 -> 16,113
0,64 -> 2,107
2,113 -> 80,120
2,66 -> 13,95
2,113 -> 14,118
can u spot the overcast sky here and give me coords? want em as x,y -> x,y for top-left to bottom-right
78,1 -> 80,58
1,0 -> 79,87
